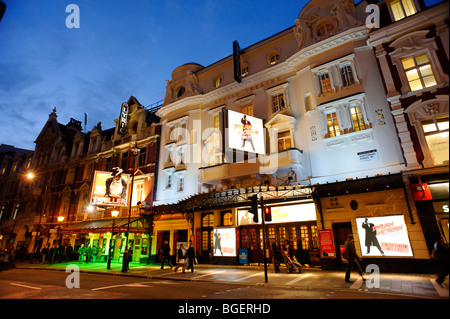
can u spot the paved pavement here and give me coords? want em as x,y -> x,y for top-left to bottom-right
11,260 -> 449,299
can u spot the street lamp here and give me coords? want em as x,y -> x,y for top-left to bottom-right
107,209 -> 119,269
121,143 -> 140,272
57,216 -> 65,245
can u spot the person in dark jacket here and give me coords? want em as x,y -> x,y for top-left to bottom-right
272,243 -> 282,273
160,241 -> 172,269
343,234 -> 366,283
433,236 -> 449,286
186,242 -> 195,273
66,244 -> 73,262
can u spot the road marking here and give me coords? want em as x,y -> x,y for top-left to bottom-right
238,272 -> 264,281
9,282 -> 42,290
192,270 -> 225,279
349,278 -> 364,289
430,279 -> 449,298
92,282 -> 152,291
285,273 -> 313,286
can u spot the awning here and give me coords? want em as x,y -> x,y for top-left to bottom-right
59,217 -> 147,235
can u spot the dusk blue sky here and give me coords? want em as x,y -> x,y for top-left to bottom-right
0,0 -> 443,150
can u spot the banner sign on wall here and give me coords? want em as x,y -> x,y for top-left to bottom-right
356,215 -> 413,257
213,228 -> 236,257
227,110 -> 265,154
237,203 -> 316,226
318,229 -> 335,257
90,170 -> 130,206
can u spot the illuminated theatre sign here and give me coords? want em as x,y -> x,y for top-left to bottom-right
227,110 -> 265,155
355,215 -> 413,257
90,169 -> 131,206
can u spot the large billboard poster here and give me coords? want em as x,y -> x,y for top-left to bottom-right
356,215 -> 413,257
213,228 -> 237,257
237,203 -> 316,226
90,169 -> 130,206
227,109 -> 265,154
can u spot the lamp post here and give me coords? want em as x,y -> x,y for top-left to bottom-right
57,216 -> 65,245
107,209 -> 119,269
121,143 -> 140,272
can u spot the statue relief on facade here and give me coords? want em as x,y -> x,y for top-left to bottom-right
331,0 -> 363,32
294,18 -> 312,50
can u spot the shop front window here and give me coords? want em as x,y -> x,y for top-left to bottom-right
422,116 -> 449,165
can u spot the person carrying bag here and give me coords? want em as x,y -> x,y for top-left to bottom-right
174,244 -> 187,273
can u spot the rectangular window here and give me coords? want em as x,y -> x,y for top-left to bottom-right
350,105 -> 366,132
318,72 -> 332,94
240,104 -> 253,116
390,0 -> 417,21
402,53 -> 437,91
178,177 -> 184,192
138,147 -> 147,167
327,112 -> 341,137
272,94 -> 286,113
340,65 -> 355,87
422,116 -> 449,165
300,226 -> 310,250
121,152 -> 128,170
213,115 -> 220,130
277,131 -> 292,152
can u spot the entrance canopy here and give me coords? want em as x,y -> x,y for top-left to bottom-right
59,217 -> 147,235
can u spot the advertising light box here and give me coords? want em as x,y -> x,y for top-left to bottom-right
90,170 -> 130,206
238,203 -> 316,225
227,109 -> 265,154
213,228 -> 236,257
356,215 -> 413,257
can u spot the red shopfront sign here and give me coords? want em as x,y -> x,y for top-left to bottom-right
410,183 -> 433,201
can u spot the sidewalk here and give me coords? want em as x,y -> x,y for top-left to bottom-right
14,260 -> 449,299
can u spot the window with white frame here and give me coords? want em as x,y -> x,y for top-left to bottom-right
401,53 -> 437,92
277,131 -> 292,152
178,176 -> 184,192
326,112 -> 341,137
272,93 -> 286,113
340,65 -> 356,88
317,72 -> 333,95
318,93 -> 370,139
166,173 -> 172,189
266,83 -> 290,115
422,116 -> 449,165
390,0 -> 417,22
312,54 -> 359,97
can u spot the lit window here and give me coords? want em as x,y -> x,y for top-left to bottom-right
240,104 -> 253,116
350,105 -> 366,132
178,177 -> 184,192
390,0 -> 417,21
213,115 -> 220,130
327,112 -> 341,137
300,226 -> 309,250
340,65 -> 355,87
241,64 -> 249,77
214,76 -> 222,88
202,213 -> 214,227
269,52 -> 280,65
166,174 -> 172,188
272,94 -> 286,113
401,53 -> 437,91
222,211 -> 233,226
422,116 -> 449,165
277,131 -> 292,152
318,72 -> 332,94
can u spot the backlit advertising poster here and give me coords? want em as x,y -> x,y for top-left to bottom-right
213,228 -> 236,257
356,215 -> 413,257
237,203 -> 316,225
227,109 -> 265,154
90,169 -> 130,206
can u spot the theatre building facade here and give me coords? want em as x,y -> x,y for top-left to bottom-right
146,0 -> 448,271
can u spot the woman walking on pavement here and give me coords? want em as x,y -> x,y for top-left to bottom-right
174,244 -> 187,273
343,234 -> 366,283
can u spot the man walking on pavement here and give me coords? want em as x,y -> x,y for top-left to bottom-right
343,234 -> 366,283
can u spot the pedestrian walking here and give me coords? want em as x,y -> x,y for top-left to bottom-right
78,244 -> 85,263
272,242 -> 282,273
58,244 -> 65,263
85,245 -> 92,263
41,244 -> 49,264
66,244 -> 73,262
50,244 -> 57,265
92,245 -> 99,263
343,234 -> 366,283
432,236 -> 449,287
174,244 -> 187,273
160,241 -> 173,269
186,242 -> 195,273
